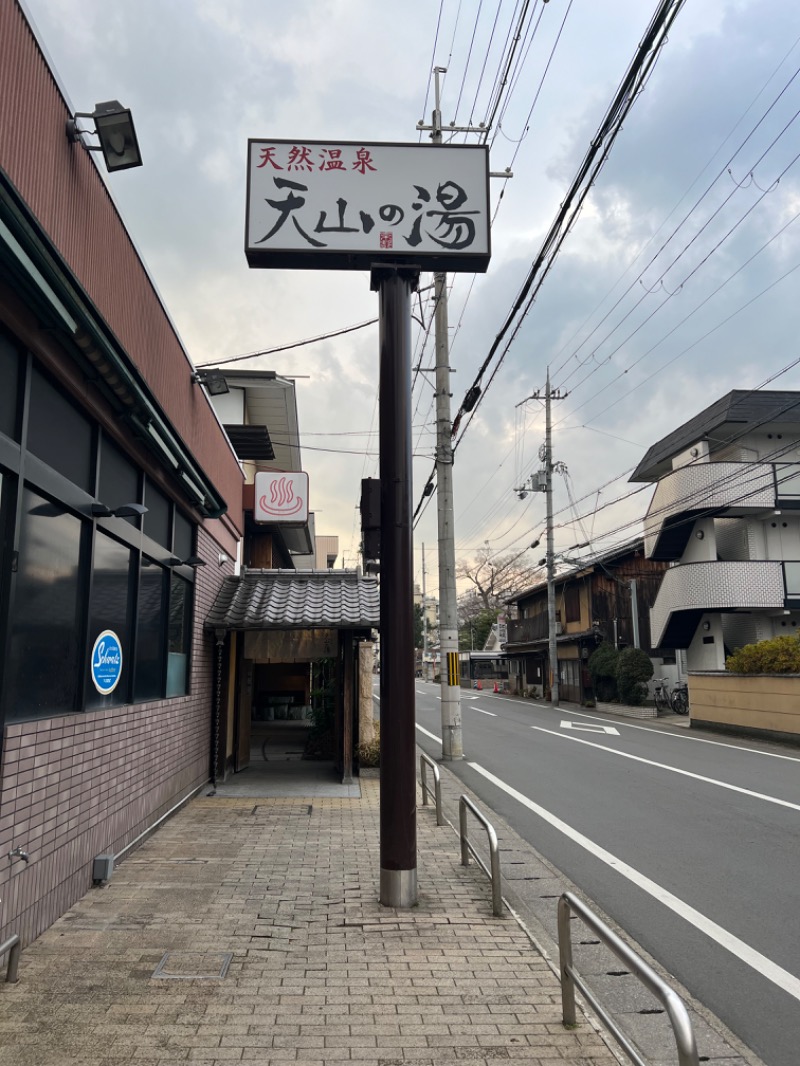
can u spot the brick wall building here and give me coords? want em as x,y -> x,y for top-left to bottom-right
0,1 -> 243,945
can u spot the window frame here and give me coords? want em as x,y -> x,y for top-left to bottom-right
0,349 -> 201,727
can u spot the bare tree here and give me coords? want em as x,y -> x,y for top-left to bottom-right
456,547 -> 541,613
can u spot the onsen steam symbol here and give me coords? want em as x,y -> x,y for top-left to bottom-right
258,475 -> 304,517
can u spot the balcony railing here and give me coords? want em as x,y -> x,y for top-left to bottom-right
643,461 -> 798,560
507,614 -> 549,645
650,560 -> 787,648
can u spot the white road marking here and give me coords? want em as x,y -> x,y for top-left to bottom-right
561,720 -> 619,735
504,697 -> 800,763
533,726 -> 800,813
416,724 -> 441,742
469,761 -> 800,1004
476,708 -> 497,717
373,694 -> 380,701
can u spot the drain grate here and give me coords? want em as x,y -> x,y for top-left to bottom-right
251,804 -> 313,816
152,951 -> 232,980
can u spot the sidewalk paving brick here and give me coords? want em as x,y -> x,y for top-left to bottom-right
0,776 -> 615,1066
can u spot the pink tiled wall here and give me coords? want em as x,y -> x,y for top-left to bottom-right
0,526 -> 235,947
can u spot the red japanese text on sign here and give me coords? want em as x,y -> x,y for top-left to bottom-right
256,145 -> 378,173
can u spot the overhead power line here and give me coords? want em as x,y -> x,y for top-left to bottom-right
452,0 -> 688,443
195,318 -> 378,368
413,0 -> 688,521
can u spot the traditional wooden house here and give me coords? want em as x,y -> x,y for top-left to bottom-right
504,539 -> 671,703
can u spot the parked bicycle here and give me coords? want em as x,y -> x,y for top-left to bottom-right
652,677 -> 672,713
670,681 -> 689,715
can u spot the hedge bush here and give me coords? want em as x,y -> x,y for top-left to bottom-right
615,646 -> 654,705
725,634 -> 800,674
587,643 -> 619,702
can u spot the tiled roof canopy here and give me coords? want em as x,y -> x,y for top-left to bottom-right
205,569 -> 380,631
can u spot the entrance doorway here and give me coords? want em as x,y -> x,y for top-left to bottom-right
251,661 -> 312,763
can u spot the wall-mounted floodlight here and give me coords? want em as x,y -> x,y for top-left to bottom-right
167,555 -> 206,568
67,100 -> 143,172
91,502 -> 148,519
191,369 -> 230,396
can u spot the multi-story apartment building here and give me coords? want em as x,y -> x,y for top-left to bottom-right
632,390 -> 800,671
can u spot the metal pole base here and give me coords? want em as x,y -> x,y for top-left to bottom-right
380,867 -> 418,908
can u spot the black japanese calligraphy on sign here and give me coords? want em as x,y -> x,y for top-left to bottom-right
246,139 -> 490,273
255,178 -> 479,252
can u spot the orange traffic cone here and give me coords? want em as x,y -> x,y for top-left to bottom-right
493,681 -> 498,693
477,680 -> 482,690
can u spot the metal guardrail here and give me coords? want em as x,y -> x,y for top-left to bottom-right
558,892 -> 699,1066
0,935 -> 20,983
458,795 -> 504,917
419,753 -> 445,826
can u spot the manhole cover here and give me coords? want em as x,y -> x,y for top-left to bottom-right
152,951 -> 232,979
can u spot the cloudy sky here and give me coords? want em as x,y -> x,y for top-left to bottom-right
23,0 -> 800,598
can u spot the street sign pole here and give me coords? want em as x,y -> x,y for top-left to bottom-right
374,264 -> 419,909
245,135 -> 490,912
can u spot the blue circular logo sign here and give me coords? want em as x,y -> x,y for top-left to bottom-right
90,630 -> 123,694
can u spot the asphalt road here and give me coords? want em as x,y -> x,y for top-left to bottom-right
399,681 -> 800,1066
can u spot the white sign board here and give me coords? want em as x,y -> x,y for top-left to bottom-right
246,140 -> 490,273
254,471 -> 309,526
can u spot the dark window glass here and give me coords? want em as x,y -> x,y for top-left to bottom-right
27,367 -> 94,492
143,479 -> 171,548
166,574 -> 191,696
6,488 -> 83,720
134,559 -> 166,701
564,585 -> 581,624
0,473 -> 10,703
173,510 -> 193,561
0,333 -> 20,442
86,533 -> 132,710
98,435 -> 140,524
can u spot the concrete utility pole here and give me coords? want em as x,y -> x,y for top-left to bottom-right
423,69 -> 466,759
517,368 -> 567,707
422,542 -> 429,679
544,369 -> 559,707
417,69 -> 511,756
432,260 -> 462,757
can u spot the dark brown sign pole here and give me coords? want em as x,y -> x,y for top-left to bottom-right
373,264 -> 419,908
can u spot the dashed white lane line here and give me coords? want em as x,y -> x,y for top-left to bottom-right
476,708 -> 497,717
532,726 -> 800,813
469,760 -> 800,1004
